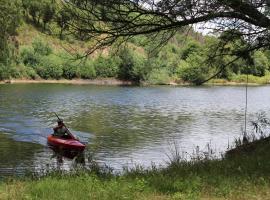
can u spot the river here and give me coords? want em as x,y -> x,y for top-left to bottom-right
0,84 -> 269,176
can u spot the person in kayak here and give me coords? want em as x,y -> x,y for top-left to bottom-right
53,119 -> 71,138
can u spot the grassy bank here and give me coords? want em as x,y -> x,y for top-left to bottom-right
2,136 -> 270,200
1,75 -> 270,86
207,73 -> 270,86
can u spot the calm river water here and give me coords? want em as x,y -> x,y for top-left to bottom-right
0,84 -> 270,176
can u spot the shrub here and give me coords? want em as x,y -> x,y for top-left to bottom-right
181,40 -> 202,60
36,55 -> 63,79
146,68 -> 171,85
178,54 -> 210,85
94,56 -> 120,78
63,62 -> 79,79
20,46 -> 41,67
252,51 -> 269,76
8,64 -> 28,79
32,37 -> 52,56
117,48 -> 145,81
0,64 -> 9,80
25,66 -> 39,79
79,60 -> 96,79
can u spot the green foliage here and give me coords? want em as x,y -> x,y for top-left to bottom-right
32,38 -> 52,56
79,60 -> 96,79
63,62 -> 79,79
178,53 -> 210,85
94,56 -> 120,78
8,64 -> 27,79
251,51 -> 269,76
181,39 -> 201,60
0,0 -> 21,65
25,66 -> 39,79
22,0 -> 56,29
20,46 -> 41,67
0,64 -> 10,80
36,55 -> 63,79
2,7 -> 270,85
41,0 -> 56,28
56,9 -> 71,39
117,47 -> 145,81
146,68 -> 171,85
231,73 -> 270,84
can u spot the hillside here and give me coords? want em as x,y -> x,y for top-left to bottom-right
1,0 -> 270,85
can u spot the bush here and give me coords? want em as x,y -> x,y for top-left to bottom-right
94,56 -> 120,78
252,51 -> 269,76
178,54 -> 210,85
63,62 -> 79,79
8,64 -> 28,79
25,66 -> 39,79
36,55 -> 63,79
32,37 -> 52,56
79,60 -> 96,79
20,46 -> 42,67
231,73 -> 270,84
146,68 -> 171,85
0,64 -> 9,80
181,40 -> 202,60
117,48 -> 145,81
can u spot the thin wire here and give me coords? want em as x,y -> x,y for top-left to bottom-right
244,73 -> 248,134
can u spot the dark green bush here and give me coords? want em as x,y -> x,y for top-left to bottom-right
0,64 -> 9,80
249,51 -> 269,76
20,46 -> 42,67
63,62 -> 79,79
36,55 -> 63,79
178,54 -> 210,85
94,56 -> 120,78
117,48 -> 145,81
79,60 -> 96,79
181,40 -> 202,60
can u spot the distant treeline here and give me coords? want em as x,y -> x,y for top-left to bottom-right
1,0 -> 270,84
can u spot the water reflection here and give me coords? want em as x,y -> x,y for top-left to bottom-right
49,146 -> 85,166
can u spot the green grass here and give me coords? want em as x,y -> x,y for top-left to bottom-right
2,137 -> 270,199
230,73 -> 270,84
208,73 -> 270,85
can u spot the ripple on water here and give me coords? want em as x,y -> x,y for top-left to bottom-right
0,84 -> 270,175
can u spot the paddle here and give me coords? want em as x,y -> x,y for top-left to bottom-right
54,112 -> 76,140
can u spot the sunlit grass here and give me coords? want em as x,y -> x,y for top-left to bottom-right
209,73 -> 270,85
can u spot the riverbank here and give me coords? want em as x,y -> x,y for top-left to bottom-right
1,136 -> 270,200
0,77 -> 269,86
0,78 -> 134,86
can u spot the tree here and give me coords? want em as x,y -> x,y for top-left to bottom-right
22,0 -> 42,24
61,0 -> 270,51
117,47 -> 145,81
251,51 -> 269,76
56,9 -> 71,39
59,0 -> 270,83
22,0 -> 56,30
41,1 -> 56,30
0,0 -> 21,65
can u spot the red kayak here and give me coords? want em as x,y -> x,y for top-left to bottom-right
47,134 -> 86,151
